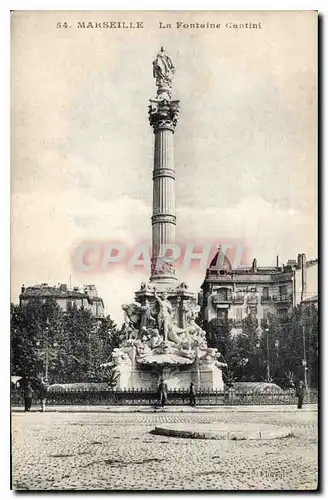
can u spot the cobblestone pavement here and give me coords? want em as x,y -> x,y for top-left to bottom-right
11,410 -> 318,491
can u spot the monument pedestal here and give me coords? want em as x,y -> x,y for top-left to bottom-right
113,356 -> 225,392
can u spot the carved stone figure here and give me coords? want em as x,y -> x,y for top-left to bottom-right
154,290 -> 173,342
167,323 -> 183,344
180,302 -> 190,329
121,303 -> 142,329
180,341 -> 196,360
140,281 -> 152,291
140,303 -> 156,329
105,349 -> 133,374
151,259 -> 176,276
153,46 -> 175,97
134,339 -> 151,357
126,324 -> 138,340
150,328 -> 164,349
199,348 -> 227,370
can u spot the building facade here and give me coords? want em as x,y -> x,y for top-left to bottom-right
199,253 -> 318,333
19,283 -> 105,319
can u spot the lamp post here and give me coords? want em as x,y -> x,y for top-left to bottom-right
302,323 -> 308,388
36,317 -> 57,381
264,326 -> 270,382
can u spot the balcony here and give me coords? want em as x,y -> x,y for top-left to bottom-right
273,294 -> 292,304
246,295 -> 258,305
261,295 -> 273,303
232,294 -> 244,304
211,294 -> 232,305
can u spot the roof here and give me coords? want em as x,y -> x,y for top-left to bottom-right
209,251 -> 232,270
302,295 -> 318,303
20,284 -> 104,307
306,259 -> 318,268
22,286 -> 86,299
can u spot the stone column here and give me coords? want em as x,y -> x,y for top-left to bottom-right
148,98 -> 180,286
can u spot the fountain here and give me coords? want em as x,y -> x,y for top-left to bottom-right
101,48 -> 227,391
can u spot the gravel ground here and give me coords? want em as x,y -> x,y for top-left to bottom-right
11,409 -> 318,491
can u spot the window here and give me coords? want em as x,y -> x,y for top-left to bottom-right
278,308 -> 288,318
249,306 -> 257,319
217,309 -> 228,322
263,307 -> 270,320
236,307 -> 243,320
217,288 -> 228,301
262,287 -> 269,299
279,285 -> 287,298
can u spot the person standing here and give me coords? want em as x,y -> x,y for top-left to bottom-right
296,381 -> 305,409
158,378 -> 168,408
189,382 -> 196,407
24,382 -> 33,412
39,379 -> 49,412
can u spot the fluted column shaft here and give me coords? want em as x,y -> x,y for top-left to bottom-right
148,98 -> 180,279
152,128 -> 176,259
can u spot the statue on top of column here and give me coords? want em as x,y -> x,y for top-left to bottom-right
153,47 -> 175,98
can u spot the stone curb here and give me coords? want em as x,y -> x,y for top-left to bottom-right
11,404 -> 317,414
152,425 -> 292,440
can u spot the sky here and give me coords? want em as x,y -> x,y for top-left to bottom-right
11,10 -> 317,324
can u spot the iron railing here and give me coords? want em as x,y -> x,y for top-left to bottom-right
11,387 -> 318,407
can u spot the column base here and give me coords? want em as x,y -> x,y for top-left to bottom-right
149,274 -> 178,291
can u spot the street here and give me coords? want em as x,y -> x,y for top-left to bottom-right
11,408 -> 318,490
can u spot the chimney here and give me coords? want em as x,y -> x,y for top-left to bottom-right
297,253 -> 302,269
252,258 -> 258,273
276,255 -> 279,269
21,284 -> 25,294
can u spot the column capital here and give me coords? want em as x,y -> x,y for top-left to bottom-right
148,99 -> 180,133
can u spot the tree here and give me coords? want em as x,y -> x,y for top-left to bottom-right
11,298 -> 64,381
11,298 -> 122,384
60,303 -> 97,382
228,315 -> 263,382
98,315 -> 121,361
88,315 -> 121,382
304,304 -> 319,388
206,317 -> 233,360
282,304 -> 318,388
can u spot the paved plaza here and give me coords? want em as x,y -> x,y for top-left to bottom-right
11,408 -> 318,491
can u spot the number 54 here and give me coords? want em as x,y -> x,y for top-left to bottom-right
56,22 -> 69,29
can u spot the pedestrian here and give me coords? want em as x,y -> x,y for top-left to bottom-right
24,382 -> 33,412
39,379 -> 49,412
296,381 -> 305,409
189,382 -> 196,407
158,378 -> 168,407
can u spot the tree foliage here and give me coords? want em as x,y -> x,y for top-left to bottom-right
11,298 -> 120,384
229,315 -> 263,382
202,305 -> 318,387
